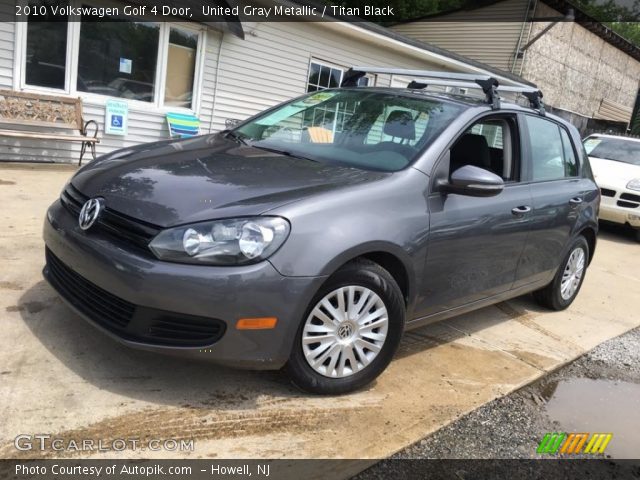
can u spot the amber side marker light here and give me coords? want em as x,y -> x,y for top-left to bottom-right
236,317 -> 278,330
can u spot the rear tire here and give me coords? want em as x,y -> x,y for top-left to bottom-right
285,259 -> 405,395
533,236 -> 589,311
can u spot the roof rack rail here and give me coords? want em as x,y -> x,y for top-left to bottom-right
341,67 -> 545,115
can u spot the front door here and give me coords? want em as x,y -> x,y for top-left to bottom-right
416,114 -> 532,318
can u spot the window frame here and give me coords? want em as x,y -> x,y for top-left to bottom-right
14,1 -> 206,114
521,113 -> 581,184
451,113 -> 521,182
429,110 -> 524,194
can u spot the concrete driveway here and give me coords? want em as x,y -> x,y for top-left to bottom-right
1,165 -> 639,474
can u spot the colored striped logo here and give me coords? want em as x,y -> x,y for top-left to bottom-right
537,432 -> 613,455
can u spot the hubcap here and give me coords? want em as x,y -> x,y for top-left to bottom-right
302,286 -> 389,378
560,247 -> 585,300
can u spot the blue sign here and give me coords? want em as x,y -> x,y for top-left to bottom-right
105,100 -> 128,136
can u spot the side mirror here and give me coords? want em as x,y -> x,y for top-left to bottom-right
442,165 -> 504,197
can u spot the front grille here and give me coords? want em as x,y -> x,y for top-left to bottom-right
620,192 -> 640,203
45,248 -> 135,331
617,200 -> 639,209
60,184 -> 160,252
600,188 -> 616,197
45,249 -> 226,348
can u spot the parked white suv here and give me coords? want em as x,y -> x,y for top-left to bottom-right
584,134 -> 640,241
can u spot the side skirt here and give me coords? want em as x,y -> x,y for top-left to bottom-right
405,279 -> 549,331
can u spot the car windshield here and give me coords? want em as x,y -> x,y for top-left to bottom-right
233,89 -> 464,172
584,136 -> 640,166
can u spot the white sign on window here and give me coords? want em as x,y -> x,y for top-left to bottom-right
119,58 -> 132,74
105,99 -> 128,136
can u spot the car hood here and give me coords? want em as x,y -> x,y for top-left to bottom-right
589,156 -> 640,186
71,134 -> 388,228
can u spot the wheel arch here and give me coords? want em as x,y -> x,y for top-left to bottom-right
320,242 -> 415,307
578,225 -> 597,265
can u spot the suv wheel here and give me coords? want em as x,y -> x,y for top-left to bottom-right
285,259 -> 405,394
533,236 -> 589,311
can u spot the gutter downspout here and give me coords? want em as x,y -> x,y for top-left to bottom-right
208,30 -> 225,134
512,0 -> 537,74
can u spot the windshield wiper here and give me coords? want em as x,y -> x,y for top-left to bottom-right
250,145 -> 318,163
222,130 -> 249,145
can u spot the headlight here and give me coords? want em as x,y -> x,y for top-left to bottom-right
627,179 -> 640,191
149,217 -> 290,265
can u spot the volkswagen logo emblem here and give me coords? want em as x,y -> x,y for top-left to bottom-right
78,198 -> 103,230
337,323 -> 354,340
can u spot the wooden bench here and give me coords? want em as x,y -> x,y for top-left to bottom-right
0,90 -> 99,165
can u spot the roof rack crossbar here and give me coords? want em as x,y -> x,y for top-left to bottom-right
476,77 -> 500,110
342,67 -> 544,112
341,69 -> 367,87
407,80 -> 428,90
522,90 -> 546,116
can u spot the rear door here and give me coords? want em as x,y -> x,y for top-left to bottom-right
513,114 -> 589,287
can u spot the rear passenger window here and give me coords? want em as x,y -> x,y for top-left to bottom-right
525,116 -> 577,181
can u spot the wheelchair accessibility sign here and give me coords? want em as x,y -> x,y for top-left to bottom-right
105,99 -> 128,136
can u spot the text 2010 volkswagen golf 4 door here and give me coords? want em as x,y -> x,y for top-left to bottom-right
44,85 -> 599,394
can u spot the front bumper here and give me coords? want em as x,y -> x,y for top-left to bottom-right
598,184 -> 640,228
43,200 -> 326,369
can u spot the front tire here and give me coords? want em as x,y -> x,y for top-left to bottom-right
285,259 -> 405,395
533,236 -> 589,311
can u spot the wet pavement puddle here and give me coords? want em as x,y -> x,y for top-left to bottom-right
542,378 -> 640,458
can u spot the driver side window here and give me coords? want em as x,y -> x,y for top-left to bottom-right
449,115 -> 519,181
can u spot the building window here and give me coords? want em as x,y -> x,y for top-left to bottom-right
19,7 -> 202,111
24,2 -> 69,90
306,61 -> 370,92
307,61 -> 343,92
77,20 -> 160,103
164,27 -> 198,108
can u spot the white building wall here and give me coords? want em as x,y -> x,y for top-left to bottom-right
390,0 -> 531,72
207,21 -> 447,133
0,12 -> 14,88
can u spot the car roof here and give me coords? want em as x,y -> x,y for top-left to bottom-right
585,133 -> 640,143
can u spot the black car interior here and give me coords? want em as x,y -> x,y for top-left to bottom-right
449,117 -> 518,181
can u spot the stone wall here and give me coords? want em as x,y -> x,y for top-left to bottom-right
521,3 -> 640,120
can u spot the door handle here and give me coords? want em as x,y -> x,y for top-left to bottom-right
511,205 -> 531,216
569,197 -> 583,206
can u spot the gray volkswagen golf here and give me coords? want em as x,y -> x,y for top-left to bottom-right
43,69 -> 599,394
